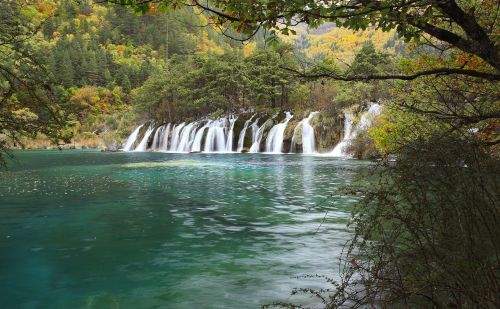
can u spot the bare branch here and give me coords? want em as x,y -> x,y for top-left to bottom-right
282,66 -> 500,81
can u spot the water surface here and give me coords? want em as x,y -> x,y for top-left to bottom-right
0,150 -> 367,308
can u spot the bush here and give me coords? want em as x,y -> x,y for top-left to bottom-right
332,132 -> 500,308
345,130 -> 380,160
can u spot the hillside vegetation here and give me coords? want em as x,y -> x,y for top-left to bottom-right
3,0 -> 399,151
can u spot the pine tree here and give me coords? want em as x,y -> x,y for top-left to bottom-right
82,51 -> 98,85
103,69 -> 112,85
121,74 -> 132,93
43,18 -> 55,39
117,68 -> 132,93
60,51 -> 74,87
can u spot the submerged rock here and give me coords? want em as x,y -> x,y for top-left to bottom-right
86,293 -> 119,309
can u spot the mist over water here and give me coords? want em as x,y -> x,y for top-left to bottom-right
0,150 -> 368,308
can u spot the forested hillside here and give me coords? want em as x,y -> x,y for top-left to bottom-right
26,0 -> 238,147
7,0 -> 399,150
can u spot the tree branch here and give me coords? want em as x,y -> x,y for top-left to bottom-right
407,18 -> 499,71
282,66 -> 500,81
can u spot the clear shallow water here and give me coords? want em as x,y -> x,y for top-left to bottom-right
0,150 -> 368,308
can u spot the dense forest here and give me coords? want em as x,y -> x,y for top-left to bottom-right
2,0 -> 402,153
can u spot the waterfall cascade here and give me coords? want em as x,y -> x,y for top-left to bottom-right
151,125 -> 162,151
176,123 -> 197,152
358,103 -> 382,130
251,118 -> 260,142
225,116 -> 237,152
159,124 -> 171,151
122,105 -> 381,155
192,123 -> 208,152
237,116 -> 255,152
330,113 -> 354,157
265,112 -> 293,153
330,103 -> 382,157
169,123 -> 185,151
135,125 -> 154,152
123,124 -> 143,151
290,112 -> 318,154
204,119 -> 227,152
249,119 -> 270,153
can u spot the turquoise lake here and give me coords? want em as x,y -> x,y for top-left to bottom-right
0,150 -> 367,308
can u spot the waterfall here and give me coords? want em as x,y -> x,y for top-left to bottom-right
290,125 -> 299,153
330,103 -> 382,157
192,122 -> 209,152
204,119 -> 227,152
135,125 -> 154,152
225,116 -> 237,152
249,120 -> 269,153
265,112 -> 293,153
123,124 -> 143,151
151,125 -> 164,151
169,123 -> 185,151
358,103 -> 382,130
330,113 -> 353,157
251,118 -> 260,142
176,122 -> 197,152
204,124 -> 216,152
215,126 -> 226,152
237,116 -> 255,152
122,105 -> 381,155
188,125 -> 198,151
291,112 -> 318,154
159,123 -> 171,151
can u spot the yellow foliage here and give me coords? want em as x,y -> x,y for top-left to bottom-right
70,87 -> 100,110
70,86 -> 127,117
282,26 -> 397,64
147,3 -> 159,15
36,0 -> 56,16
196,31 -> 224,55
116,45 -> 126,54
242,42 -> 256,57
12,108 -> 39,122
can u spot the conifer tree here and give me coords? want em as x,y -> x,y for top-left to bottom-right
60,51 -> 74,87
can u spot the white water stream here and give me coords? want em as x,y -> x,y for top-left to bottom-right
225,116 -> 238,152
265,112 -> 293,153
330,103 -> 382,157
249,120 -> 270,153
237,116 -> 255,152
123,124 -> 143,151
135,125 -> 154,152
123,106 -> 381,155
290,112 -> 318,154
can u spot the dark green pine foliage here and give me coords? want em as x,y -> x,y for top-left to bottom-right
116,68 -> 132,93
43,17 -> 55,39
349,42 -> 391,76
60,51 -> 74,87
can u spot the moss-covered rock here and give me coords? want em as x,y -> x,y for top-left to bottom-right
344,130 -> 381,160
283,116 -> 301,153
311,112 -> 344,152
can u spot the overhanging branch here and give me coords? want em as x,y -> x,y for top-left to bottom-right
282,67 -> 500,81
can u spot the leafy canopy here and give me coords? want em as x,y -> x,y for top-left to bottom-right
115,0 -> 499,79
